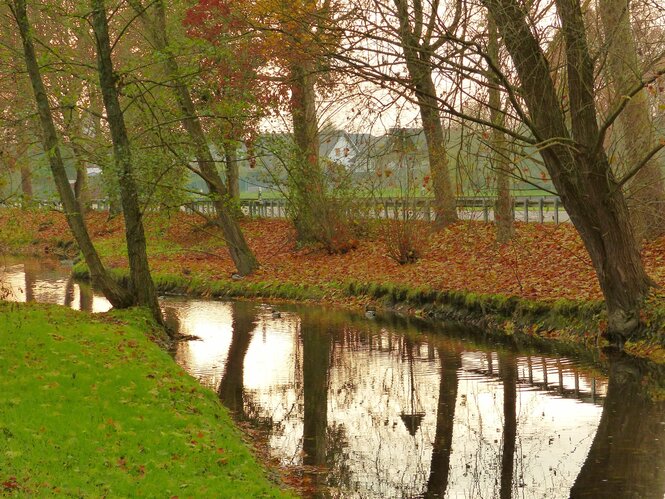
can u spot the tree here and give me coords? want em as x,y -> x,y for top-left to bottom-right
479,0 -> 656,339
391,0 -> 458,226
89,0 -> 163,325
187,0 -> 358,251
487,15 -> 513,243
598,0 -> 665,240
10,0 -> 133,309
127,0 -> 258,276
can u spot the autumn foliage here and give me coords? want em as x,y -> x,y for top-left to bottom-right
5,208 -> 664,305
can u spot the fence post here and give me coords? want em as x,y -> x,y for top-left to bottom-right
524,198 -> 529,223
425,200 -> 431,221
483,198 -> 489,223
554,198 -> 559,225
539,197 -> 544,223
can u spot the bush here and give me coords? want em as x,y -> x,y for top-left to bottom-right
384,218 -> 429,264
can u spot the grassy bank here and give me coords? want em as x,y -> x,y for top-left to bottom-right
0,302 -> 292,497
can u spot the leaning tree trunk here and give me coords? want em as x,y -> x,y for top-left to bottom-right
482,0 -> 653,340
599,0 -> 665,240
13,0 -> 133,309
488,15 -> 513,243
127,0 -> 258,276
90,0 -> 164,326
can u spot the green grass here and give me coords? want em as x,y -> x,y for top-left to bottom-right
0,302 -> 292,498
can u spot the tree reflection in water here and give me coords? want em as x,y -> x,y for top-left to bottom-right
424,348 -> 461,498
499,352 -> 517,499
571,353 -> 665,498
218,302 -> 258,418
301,314 -> 332,497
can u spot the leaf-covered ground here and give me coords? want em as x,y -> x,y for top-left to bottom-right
3,208 -> 664,305
0,302 -> 291,497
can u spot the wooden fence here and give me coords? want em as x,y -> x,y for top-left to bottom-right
22,195 -> 569,224
224,196 -> 567,224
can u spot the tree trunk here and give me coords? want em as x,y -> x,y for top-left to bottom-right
417,79 -> 459,226
224,140 -> 240,200
90,0 -> 164,326
393,0 -> 458,227
64,107 -> 91,216
128,0 -> 258,276
89,87 -> 121,217
13,0 -> 133,309
73,158 -> 90,217
482,0 -> 653,340
488,15 -> 513,243
599,0 -> 665,240
20,162 -> 32,205
290,59 -> 328,242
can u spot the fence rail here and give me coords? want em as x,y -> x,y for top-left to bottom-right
228,196 -> 569,224
12,195 -> 569,224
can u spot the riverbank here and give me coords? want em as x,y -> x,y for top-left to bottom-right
0,301 -> 292,497
2,207 -> 664,360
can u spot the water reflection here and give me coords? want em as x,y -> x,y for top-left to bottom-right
424,348 -> 461,498
570,354 -> 665,498
301,314 -> 332,497
175,305 -> 610,498
218,302 -> 258,416
3,259 -> 665,498
1,259 -> 110,312
498,352 -> 517,499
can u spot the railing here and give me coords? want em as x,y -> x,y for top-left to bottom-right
12,195 -> 569,224
227,196 -> 568,224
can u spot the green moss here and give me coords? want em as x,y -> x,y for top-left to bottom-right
68,261 -> 665,361
0,302 -> 291,497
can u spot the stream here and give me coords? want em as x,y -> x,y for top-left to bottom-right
2,258 -> 664,498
